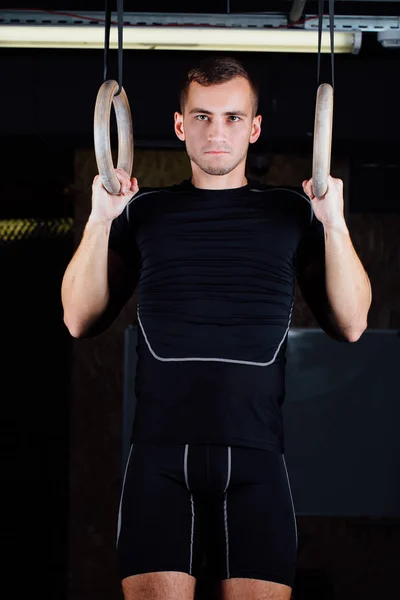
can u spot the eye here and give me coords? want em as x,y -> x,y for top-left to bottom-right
195,114 -> 209,121
228,116 -> 240,122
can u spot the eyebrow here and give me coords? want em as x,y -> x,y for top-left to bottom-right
188,108 -> 249,117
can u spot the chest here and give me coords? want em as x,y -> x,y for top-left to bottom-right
135,198 -> 304,267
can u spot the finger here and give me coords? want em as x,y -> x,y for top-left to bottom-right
117,168 -> 129,179
93,174 -> 102,186
120,177 -> 138,196
92,174 -> 106,191
328,175 -> 342,191
115,168 -> 130,183
115,170 -> 131,194
303,180 -> 314,198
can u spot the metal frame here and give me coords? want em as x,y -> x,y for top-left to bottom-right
0,10 -> 399,33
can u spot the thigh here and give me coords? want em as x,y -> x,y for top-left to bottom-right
205,447 -> 298,589
122,571 -> 196,600
117,443 -> 207,582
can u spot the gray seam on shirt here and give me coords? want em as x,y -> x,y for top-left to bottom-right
250,186 -> 314,226
125,189 -> 170,224
137,301 -> 294,367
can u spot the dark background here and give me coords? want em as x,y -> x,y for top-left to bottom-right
1,1 -> 399,599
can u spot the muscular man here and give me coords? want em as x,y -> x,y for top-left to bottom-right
61,56 -> 372,600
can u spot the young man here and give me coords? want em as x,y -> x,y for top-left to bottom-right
61,56 -> 372,600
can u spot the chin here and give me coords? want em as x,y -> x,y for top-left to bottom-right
203,165 -> 235,176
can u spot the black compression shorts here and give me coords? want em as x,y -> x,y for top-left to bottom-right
116,442 -> 298,588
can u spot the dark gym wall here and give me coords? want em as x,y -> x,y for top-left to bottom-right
1,48 -> 400,150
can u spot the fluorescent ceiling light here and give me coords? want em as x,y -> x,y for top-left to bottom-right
0,25 -> 361,53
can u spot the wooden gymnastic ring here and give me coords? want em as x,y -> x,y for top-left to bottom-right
289,0 -> 307,23
94,79 -> 133,195
312,83 -> 333,198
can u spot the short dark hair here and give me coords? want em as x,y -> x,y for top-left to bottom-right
179,56 -> 259,116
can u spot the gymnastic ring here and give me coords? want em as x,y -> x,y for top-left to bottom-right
312,83 -> 333,198
93,79 -> 134,195
289,0 -> 307,23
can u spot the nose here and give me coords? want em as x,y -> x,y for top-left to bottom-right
207,118 -> 227,143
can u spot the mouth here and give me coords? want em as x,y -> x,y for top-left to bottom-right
204,151 -> 229,155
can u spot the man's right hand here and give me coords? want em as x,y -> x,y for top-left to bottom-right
89,168 -> 139,225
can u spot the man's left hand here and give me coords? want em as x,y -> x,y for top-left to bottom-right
302,175 -> 347,232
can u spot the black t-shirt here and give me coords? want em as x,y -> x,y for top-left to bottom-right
109,178 -> 325,452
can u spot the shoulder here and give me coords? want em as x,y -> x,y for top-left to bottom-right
125,180 -> 189,221
248,180 -> 313,225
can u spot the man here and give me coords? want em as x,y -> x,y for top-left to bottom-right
61,56 -> 372,600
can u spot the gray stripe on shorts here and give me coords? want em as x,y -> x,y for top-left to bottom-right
116,443 -> 134,548
184,444 -> 195,576
223,446 -> 232,579
282,454 -> 298,549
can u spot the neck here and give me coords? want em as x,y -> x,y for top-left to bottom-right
190,164 -> 248,190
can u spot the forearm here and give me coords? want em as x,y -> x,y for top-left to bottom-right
61,217 -> 112,337
324,222 -> 372,340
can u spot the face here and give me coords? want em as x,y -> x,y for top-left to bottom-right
174,77 -> 262,177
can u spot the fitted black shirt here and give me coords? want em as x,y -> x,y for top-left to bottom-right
109,178 -> 325,452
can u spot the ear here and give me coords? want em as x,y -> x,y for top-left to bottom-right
174,111 -> 185,141
249,115 -> 262,145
